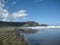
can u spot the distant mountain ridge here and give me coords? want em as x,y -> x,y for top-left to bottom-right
0,21 -> 48,27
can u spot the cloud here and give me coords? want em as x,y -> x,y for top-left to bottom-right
23,18 -> 26,20
0,9 -> 9,21
0,2 -> 9,20
12,10 -> 27,19
0,2 -> 9,21
2,19 -> 9,22
0,2 -> 5,7
1,9 -> 9,18
2,19 -> 7,21
0,1 -> 28,22
13,1 -> 16,5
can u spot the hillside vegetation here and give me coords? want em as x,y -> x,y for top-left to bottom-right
0,21 -> 48,27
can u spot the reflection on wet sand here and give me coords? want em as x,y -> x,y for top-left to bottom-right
18,29 -> 39,33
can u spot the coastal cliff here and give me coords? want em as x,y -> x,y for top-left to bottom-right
0,21 -> 40,27
0,21 -> 48,27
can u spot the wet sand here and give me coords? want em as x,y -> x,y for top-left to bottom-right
0,27 -> 28,45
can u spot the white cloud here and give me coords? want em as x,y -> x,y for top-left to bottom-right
0,2 -> 5,8
13,1 -> 16,4
0,2 -> 9,21
23,18 -> 26,20
1,9 -> 9,18
0,1 -> 28,22
2,19 -> 7,21
0,8 -> 9,19
2,19 -> 9,22
0,9 -> 9,21
12,10 -> 27,19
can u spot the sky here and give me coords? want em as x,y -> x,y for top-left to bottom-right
0,0 -> 60,25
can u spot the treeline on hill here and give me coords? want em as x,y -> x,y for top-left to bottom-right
0,21 -> 48,27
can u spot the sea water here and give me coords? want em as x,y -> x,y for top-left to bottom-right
23,28 -> 60,45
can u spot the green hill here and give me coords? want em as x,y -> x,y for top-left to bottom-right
0,21 -> 40,27
0,21 -> 48,27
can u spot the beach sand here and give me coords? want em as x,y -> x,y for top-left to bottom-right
0,27 -> 28,45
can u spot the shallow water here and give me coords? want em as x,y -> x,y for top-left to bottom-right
23,28 -> 60,45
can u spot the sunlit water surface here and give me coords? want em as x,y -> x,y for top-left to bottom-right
23,28 -> 60,45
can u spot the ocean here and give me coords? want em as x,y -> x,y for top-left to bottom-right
23,28 -> 60,45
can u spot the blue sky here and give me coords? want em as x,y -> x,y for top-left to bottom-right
0,0 -> 60,25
